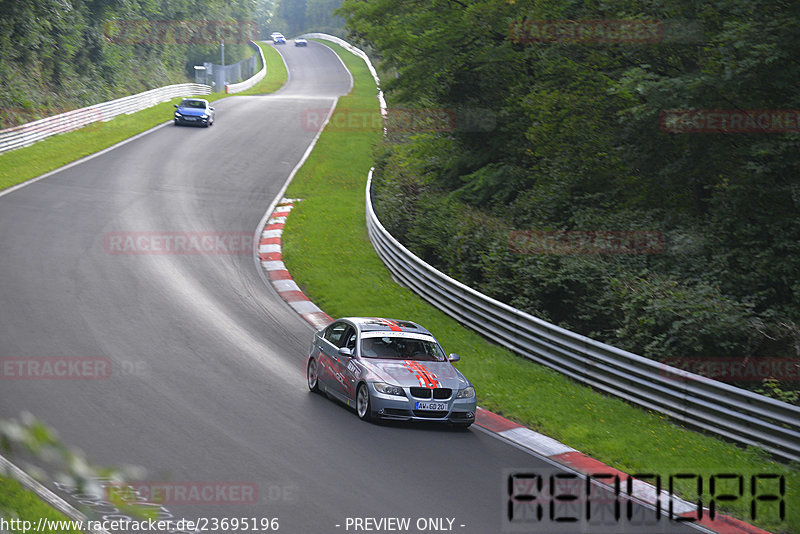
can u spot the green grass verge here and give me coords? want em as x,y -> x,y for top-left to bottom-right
0,476 -> 82,534
230,41 -> 288,96
282,41 -> 798,533
0,40 -> 288,531
0,41 -> 287,193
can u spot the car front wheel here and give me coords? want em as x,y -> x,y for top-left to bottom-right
307,359 -> 320,393
356,383 -> 373,421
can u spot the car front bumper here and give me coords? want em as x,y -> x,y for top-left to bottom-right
175,115 -> 210,126
367,383 -> 476,424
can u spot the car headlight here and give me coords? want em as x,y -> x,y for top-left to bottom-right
174,112 -> 182,116
373,382 -> 405,396
201,114 -> 208,119
456,386 -> 475,399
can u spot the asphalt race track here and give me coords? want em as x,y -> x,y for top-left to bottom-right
0,42 -> 702,534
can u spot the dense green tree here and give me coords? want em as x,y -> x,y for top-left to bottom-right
274,0 -> 306,36
0,0 -> 258,127
305,0 -> 344,35
342,0 -> 800,395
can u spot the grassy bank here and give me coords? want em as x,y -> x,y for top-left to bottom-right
281,41 -> 797,533
0,42 -> 287,193
0,476 -> 81,534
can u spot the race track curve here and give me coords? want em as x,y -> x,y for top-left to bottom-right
0,41 -> 700,534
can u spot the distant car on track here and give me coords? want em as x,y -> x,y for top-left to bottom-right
307,317 -> 476,428
272,33 -> 286,44
294,38 -> 308,47
173,98 -> 214,127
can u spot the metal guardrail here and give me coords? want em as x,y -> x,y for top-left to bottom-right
0,83 -> 211,155
365,169 -> 800,463
226,41 -> 267,94
313,30 -> 800,464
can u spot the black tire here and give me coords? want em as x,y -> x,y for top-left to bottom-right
307,359 -> 320,393
451,422 -> 472,431
356,383 -> 373,421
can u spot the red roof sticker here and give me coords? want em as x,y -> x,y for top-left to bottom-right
369,317 -> 403,331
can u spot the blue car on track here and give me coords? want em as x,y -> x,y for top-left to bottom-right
307,317 -> 476,428
173,98 -> 214,127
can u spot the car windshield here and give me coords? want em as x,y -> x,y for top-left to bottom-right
179,100 -> 206,109
360,336 -> 446,362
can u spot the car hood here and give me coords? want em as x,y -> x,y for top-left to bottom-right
176,107 -> 208,116
362,359 -> 469,389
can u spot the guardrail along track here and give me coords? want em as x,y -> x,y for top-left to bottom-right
365,170 -> 800,464
0,83 -> 211,154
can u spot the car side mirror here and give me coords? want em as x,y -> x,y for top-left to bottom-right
338,347 -> 353,357
448,353 -> 461,362
174,104 -> 178,108
210,107 -> 214,111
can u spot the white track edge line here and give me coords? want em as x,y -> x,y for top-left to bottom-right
0,121 -> 171,199
251,97 -> 339,328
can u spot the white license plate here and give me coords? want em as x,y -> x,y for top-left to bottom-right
415,401 -> 448,411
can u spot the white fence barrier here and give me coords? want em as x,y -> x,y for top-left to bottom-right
0,83 -> 211,154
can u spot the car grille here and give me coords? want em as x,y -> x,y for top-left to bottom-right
409,387 -> 452,399
433,388 -> 452,399
413,410 -> 449,418
409,387 -> 430,398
